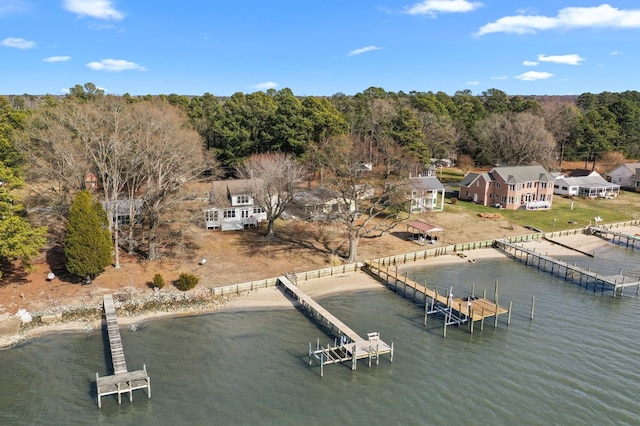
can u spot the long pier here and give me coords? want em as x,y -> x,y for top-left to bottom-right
277,276 -> 393,377
586,226 -> 640,249
365,261 -> 511,336
495,240 -> 640,297
95,294 -> 151,408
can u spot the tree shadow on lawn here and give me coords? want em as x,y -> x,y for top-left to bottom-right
0,258 -> 30,287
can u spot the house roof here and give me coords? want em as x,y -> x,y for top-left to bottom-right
410,176 -> 445,191
406,221 -> 444,233
490,165 -> 553,183
611,162 -> 640,175
459,172 -> 488,187
556,175 -> 620,189
567,169 -> 597,177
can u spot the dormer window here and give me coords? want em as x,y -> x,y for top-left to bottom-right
237,195 -> 250,204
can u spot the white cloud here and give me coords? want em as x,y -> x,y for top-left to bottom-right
348,45 -> 382,56
466,80 -> 480,86
0,0 -> 30,15
477,4 -> 640,35
405,0 -> 482,16
86,59 -> 145,71
491,75 -> 508,80
538,54 -> 584,65
64,0 -> 124,20
1,37 -> 35,49
522,60 -> 538,66
254,81 -> 278,90
610,50 -> 623,55
43,56 -> 71,63
515,71 -> 554,81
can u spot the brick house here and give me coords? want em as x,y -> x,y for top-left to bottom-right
459,165 -> 554,210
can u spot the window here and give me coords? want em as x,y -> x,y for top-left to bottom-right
509,184 -> 515,191
508,196 -> 515,204
501,196 -> 506,202
540,194 -> 546,201
527,182 -> 532,188
540,182 -> 547,189
562,186 -> 568,190
253,207 -> 265,214
223,209 -> 236,218
241,209 -> 250,219
554,184 -> 559,189
237,195 -> 250,204
496,182 -> 501,188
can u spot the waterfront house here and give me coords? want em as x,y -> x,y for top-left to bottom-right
553,172 -> 620,198
607,162 -> 640,189
203,179 -> 267,231
409,175 -> 445,213
459,165 -> 554,210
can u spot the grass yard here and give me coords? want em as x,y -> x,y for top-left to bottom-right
447,190 -> 640,232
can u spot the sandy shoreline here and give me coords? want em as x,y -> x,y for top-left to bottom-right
1,229 -> 628,348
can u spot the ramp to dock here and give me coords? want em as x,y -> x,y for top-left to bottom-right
277,276 -> 393,376
95,294 -> 150,408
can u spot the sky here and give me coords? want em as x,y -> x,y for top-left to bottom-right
1,0 -> 640,97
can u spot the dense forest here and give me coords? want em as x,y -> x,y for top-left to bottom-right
7,85 -> 640,172
2,84 -> 640,270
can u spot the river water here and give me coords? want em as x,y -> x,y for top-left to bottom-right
1,243 -> 639,425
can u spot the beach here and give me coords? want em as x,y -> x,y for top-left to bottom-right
1,228 -> 634,349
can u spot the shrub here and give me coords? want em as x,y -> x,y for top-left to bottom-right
450,197 -> 458,205
152,273 -> 165,289
174,272 -> 199,291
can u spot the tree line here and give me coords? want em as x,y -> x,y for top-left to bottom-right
2,84 -> 640,279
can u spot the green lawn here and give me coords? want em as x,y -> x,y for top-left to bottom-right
446,190 -> 640,232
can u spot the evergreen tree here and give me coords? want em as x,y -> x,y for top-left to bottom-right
65,190 -> 112,282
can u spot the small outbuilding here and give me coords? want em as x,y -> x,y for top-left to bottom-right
406,221 -> 444,245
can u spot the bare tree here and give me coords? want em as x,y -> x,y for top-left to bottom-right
132,100 -> 209,261
458,154 -> 474,175
542,102 -> 580,167
599,151 -> 626,174
236,153 -> 304,239
26,100 -> 92,210
475,112 -> 555,166
309,135 -> 409,263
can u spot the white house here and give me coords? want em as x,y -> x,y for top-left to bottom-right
553,172 -> 620,198
203,179 -> 267,231
409,175 -> 445,212
607,162 -> 640,188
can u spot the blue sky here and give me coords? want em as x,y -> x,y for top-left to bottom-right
1,0 -> 640,96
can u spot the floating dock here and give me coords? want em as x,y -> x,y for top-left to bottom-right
277,276 -> 393,376
95,294 -> 150,408
495,240 -> 640,297
365,261 -> 511,336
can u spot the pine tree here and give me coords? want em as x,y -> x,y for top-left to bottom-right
65,190 -> 112,282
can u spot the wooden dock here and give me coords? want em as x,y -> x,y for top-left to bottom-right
586,226 -> 640,249
495,240 -> 640,297
95,294 -> 150,408
277,276 -> 393,377
365,261 -> 511,336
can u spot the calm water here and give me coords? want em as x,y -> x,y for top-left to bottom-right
1,243 -> 639,425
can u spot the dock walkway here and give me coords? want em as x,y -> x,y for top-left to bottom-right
495,240 -> 640,297
95,294 -> 150,408
587,226 -> 640,249
365,261 -> 510,336
277,276 -> 393,376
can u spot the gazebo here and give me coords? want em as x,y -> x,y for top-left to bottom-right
406,221 -> 444,245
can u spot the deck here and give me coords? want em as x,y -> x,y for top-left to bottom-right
495,239 -> 640,297
95,294 -> 150,408
277,276 -> 393,376
365,261 -> 510,335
